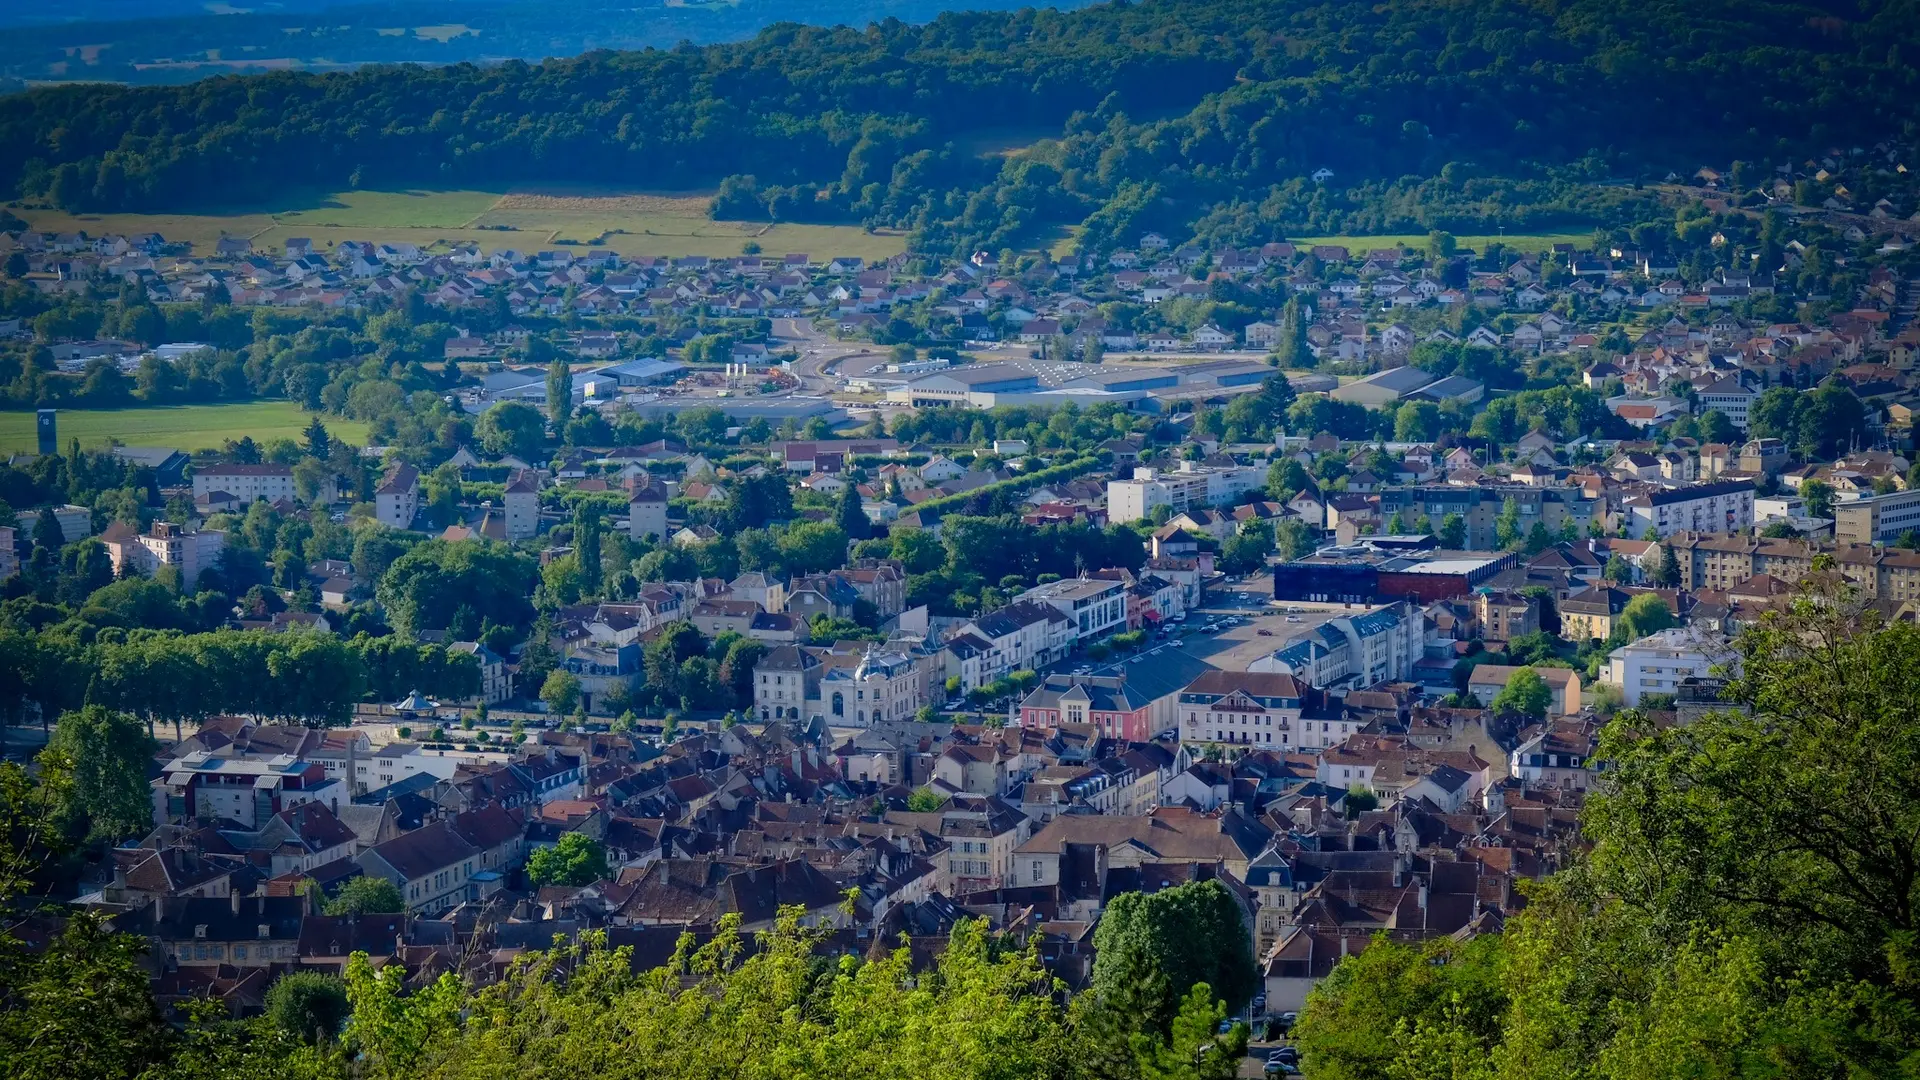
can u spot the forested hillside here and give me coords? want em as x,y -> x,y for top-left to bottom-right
0,0 -> 1095,87
3,0 -> 1916,253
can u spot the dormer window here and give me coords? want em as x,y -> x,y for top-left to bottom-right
258,924 -> 271,939
193,924 -> 207,938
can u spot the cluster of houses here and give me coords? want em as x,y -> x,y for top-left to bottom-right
23,167 -> 1920,1017
2,230 -> 886,322
89,652 -> 1588,1015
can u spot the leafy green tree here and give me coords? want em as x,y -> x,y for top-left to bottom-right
0,914 -> 173,1080
525,832 -> 609,887
375,539 -> 536,639
324,875 -> 405,915
1696,409 -> 1735,444
1490,666 -> 1552,719
264,971 -> 351,1043
573,501 -> 603,597
1494,497 -> 1522,550
302,416 -> 332,459
1294,933 -> 1506,1080
38,705 -> 156,842
32,506 -> 62,552
1797,478 -> 1834,520
545,356 -> 572,432
475,400 -> 546,460
1266,458 -> 1310,502
1273,519 -> 1317,561
1088,879 -> 1257,1037
1271,295 -> 1304,368
423,461 -> 463,529
1602,552 -> 1633,583
540,669 -> 582,716
1438,512 -> 1466,549
905,787 -> 946,811
835,479 -> 870,541
1615,593 -> 1675,641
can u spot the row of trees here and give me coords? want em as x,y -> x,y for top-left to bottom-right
1,624 -> 478,742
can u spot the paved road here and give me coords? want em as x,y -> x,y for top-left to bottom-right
772,317 -> 882,395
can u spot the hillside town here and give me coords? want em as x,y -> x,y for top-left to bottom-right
4,167 -> 1920,1039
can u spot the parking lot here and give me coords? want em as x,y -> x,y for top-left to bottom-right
937,575 -> 1369,722
1073,576 -> 1353,697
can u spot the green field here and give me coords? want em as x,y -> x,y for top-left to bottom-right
8,187 -> 908,261
0,402 -> 368,455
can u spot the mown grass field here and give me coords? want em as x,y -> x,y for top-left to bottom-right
7,187 -> 908,261
0,402 -> 368,454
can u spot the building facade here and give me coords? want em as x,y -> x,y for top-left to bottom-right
375,464 -> 421,530
1623,480 -> 1754,539
192,463 -> 298,504
1176,671 -> 1305,748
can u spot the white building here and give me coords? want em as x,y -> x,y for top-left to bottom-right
99,520 -> 227,591
1607,627 -> 1732,706
954,600 -> 1075,684
1622,479 -> 1754,539
1694,375 -> 1757,430
1175,671 -> 1305,749
1252,602 -> 1424,707
814,644 -> 933,727
502,470 -> 541,541
192,463 -> 298,505
375,463 -> 420,530
628,481 -> 668,542
1017,576 -> 1129,641
1107,461 -> 1267,523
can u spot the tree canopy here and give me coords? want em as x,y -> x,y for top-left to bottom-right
3,0 -> 1913,253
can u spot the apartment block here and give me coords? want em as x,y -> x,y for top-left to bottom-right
1106,462 -> 1266,523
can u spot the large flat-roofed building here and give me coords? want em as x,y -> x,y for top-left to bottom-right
1271,547 -> 1516,605
1017,575 -> 1129,640
1834,487 -> 1920,545
1107,462 -> 1267,523
891,363 -> 1040,406
1328,365 -> 1436,407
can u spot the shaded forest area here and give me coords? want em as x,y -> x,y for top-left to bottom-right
3,0 -> 1917,254
0,0 -> 1090,86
